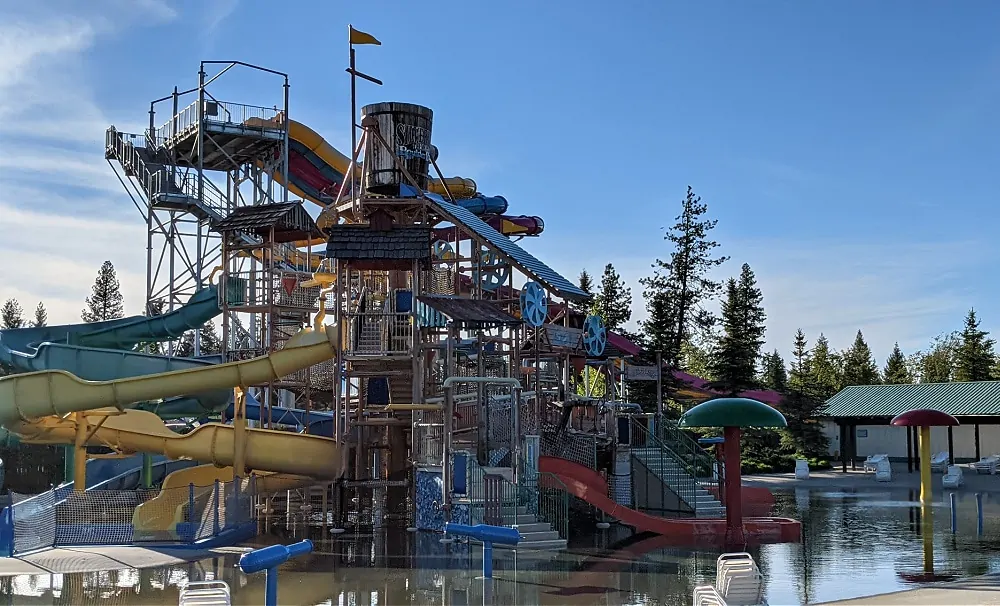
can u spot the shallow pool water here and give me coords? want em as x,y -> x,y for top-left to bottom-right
3,486 -> 1000,605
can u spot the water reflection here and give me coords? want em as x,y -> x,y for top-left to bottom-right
2,488 -> 1000,605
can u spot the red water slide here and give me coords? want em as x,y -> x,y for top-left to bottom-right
538,456 -> 800,546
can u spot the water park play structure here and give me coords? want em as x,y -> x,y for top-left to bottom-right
0,50 -> 800,565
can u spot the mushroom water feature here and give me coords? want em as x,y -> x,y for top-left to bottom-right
890,408 -> 960,575
678,397 -> 788,545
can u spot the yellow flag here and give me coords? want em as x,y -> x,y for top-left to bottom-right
349,25 -> 381,46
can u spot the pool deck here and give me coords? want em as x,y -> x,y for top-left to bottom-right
0,545 -> 243,576
818,572 -> 1000,604
744,463 -> 1000,493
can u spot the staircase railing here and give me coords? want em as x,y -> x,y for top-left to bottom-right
655,418 -> 723,505
465,455 -> 569,540
628,417 -> 702,516
531,472 -> 569,540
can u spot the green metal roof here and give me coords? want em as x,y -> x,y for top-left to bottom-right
823,381 -> 1000,418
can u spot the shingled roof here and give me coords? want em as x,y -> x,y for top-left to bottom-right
417,295 -> 521,329
325,225 -> 431,262
211,202 -> 322,243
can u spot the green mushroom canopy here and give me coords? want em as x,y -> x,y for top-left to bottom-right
678,397 -> 788,429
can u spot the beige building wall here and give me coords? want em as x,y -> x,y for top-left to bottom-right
820,419 -> 1000,462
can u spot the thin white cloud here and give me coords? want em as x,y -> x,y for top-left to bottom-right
0,1 -> 178,324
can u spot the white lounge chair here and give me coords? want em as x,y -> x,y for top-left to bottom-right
179,581 -> 231,605
942,465 -> 964,488
929,452 -> 950,473
874,458 -> 892,482
693,585 -> 728,606
973,455 -> 999,475
713,552 -> 766,606
863,454 -> 888,473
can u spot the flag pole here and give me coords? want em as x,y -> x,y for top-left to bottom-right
350,42 -> 357,199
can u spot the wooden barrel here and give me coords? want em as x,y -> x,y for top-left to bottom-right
362,102 -> 434,196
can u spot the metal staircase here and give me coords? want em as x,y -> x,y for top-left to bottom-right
629,418 -> 725,519
105,128 -> 230,222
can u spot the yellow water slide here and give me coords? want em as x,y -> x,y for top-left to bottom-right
133,463 -> 316,539
0,325 -> 346,481
247,117 -> 478,205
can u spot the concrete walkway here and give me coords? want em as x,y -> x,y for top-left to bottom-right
0,545 -> 233,576
818,573 -> 1000,604
744,463 -> 1000,493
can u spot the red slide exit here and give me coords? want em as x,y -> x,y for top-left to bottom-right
537,455 -> 800,546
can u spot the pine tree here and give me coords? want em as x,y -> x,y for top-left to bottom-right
883,342 -> 913,384
82,261 -> 125,322
841,330 -> 880,387
708,264 -> 767,395
780,329 -> 829,457
177,322 -> 223,357
917,332 -> 959,383
592,263 -> 632,332
1,299 -> 24,329
954,309 -> 995,382
32,302 -> 47,328
640,186 -> 728,368
681,338 -> 714,381
809,333 -> 844,399
578,269 -> 594,297
760,349 -> 788,393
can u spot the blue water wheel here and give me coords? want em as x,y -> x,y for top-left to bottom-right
473,246 -> 510,291
583,314 -> 607,357
432,240 -> 455,265
519,281 -> 547,327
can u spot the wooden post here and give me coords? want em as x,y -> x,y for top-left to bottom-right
975,423 -> 981,461
840,422 -> 848,473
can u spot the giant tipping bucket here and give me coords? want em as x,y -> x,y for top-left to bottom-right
362,102 -> 434,196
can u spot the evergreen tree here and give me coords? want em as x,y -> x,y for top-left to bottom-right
176,322 -> 223,357
883,342 -> 913,384
917,332 -> 959,383
573,269 -> 595,313
760,349 -> 788,393
32,302 -> 47,328
82,261 -> 125,322
681,338 -> 714,381
1,299 -> 24,329
954,309 -> 995,382
708,264 -> 767,395
640,186 -> 728,368
592,263 -> 631,331
780,329 -> 829,457
809,334 -> 843,399
841,330 -> 880,387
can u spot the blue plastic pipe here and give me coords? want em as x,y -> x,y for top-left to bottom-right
977,492 -> 985,536
239,539 -> 313,606
444,523 -> 520,579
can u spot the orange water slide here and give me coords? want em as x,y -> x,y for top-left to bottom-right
538,456 -> 800,545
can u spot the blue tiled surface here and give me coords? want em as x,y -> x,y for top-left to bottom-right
416,468 -> 470,531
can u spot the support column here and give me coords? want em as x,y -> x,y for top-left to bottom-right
947,426 -> 954,465
723,426 -> 743,545
906,425 -> 913,473
141,454 -> 153,489
919,425 -> 934,573
840,423 -> 848,473
73,412 -> 88,492
849,424 -> 857,471
975,424 -> 981,461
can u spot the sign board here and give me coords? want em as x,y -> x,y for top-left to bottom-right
542,325 -> 583,351
626,365 -> 659,381
856,429 -> 868,438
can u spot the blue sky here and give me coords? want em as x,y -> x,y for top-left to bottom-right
1,0 -> 998,366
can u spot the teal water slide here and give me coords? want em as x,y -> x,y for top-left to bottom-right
0,285 -> 230,420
